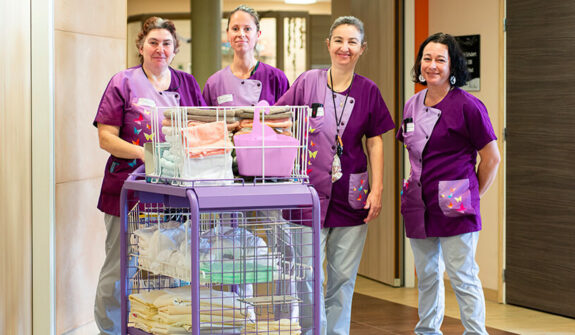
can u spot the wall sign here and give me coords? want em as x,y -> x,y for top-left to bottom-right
455,34 -> 480,91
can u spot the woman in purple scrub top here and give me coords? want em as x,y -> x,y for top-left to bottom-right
276,16 -> 395,335
202,5 -> 295,323
397,32 -> 500,335
202,5 -> 289,106
92,17 -> 205,335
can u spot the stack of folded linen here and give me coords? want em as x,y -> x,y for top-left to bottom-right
235,106 -> 293,137
163,108 -> 240,132
157,145 -> 181,178
234,106 -> 292,119
158,120 -> 234,184
128,289 -> 166,333
179,121 -> 233,159
243,318 -> 302,335
179,121 -> 234,184
129,285 -> 252,334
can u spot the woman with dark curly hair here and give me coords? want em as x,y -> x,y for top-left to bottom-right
397,32 -> 500,334
93,16 -> 205,334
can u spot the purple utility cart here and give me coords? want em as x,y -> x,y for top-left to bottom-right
120,167 -> 321,335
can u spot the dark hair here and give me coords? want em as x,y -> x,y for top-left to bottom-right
227,5 -> 260,32
136,17 -> 180,64
328,16 -> 366,44
412,32 -> 469,87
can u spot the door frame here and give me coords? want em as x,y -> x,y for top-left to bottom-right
31,0 -> 57,332
498,0 -> 506,304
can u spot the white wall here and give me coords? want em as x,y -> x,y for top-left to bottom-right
428,0 -> 504,292
54,0 -> 126,333
1,1 -> 33,333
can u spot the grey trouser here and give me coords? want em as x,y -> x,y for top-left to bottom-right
94,214 -> 121,335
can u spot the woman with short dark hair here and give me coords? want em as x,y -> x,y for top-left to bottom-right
398,32 -> 500,335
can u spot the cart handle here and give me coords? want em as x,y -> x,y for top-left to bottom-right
126,164 -> 146,182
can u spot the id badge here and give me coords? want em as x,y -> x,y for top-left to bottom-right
403,117 -> 414,133
331,154 -> 343,183
217,94 -> 233,105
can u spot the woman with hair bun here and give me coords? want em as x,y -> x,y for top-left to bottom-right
203,5 -> 289,106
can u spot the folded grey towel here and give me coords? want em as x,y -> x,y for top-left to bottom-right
238,106 -> 291,115
162,106 -> 294,121
163,108 -> 238,118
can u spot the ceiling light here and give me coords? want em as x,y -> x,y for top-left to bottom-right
285,0 -> 317,4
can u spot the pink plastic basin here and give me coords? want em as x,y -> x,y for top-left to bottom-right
234,134 -> 298,177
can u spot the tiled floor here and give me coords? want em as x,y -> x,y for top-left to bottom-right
62,321 -> 98,335
66,276 -> 575,334
354,276 -> 575,335
350,292 -> 516,335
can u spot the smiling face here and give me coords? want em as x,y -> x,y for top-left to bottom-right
139,28 -> 176,70
327,24 -> 365,69
227,10 -> 261,54
420,42 -> 451,88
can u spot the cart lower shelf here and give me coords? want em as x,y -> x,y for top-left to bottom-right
127,326 -> 244,335
121,177 -> 320,335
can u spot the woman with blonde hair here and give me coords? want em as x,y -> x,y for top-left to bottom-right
276,16 -> 395,335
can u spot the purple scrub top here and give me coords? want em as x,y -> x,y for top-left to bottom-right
93,65 -> 206,216
202,62 -> 289,106
397,88 -> 497,238
276,69 -> 395,227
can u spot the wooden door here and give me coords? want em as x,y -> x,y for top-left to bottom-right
506,0 -> 575,318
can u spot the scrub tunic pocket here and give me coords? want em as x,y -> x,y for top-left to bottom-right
309,114 -> 325,132
401,126 -> 415,150
348,171 -> 369,209
438,179 -> 476,217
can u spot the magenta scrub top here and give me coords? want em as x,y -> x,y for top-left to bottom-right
276,69 -> 395,227
202,62 -> 289,106
93,66 -> 206,216
397,88 -> 497,238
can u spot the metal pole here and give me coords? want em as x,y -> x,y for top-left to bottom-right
191,0 -> 222,89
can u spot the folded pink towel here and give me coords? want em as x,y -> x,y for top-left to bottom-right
187,120 -> 239,132
181,121 -> 233,159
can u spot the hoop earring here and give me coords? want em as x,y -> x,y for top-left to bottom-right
418,74 -> 426,83
450,75 -> 456,85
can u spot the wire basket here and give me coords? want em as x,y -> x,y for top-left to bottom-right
146,104 -> 310,186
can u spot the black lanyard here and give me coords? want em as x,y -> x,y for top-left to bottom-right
329,69 -> 354,157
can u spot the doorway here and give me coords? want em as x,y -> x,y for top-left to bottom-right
506,0 -> 575,318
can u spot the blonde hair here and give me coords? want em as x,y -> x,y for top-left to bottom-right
227,5 -> 260,32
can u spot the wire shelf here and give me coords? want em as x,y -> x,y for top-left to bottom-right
122,196 -> 319,335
